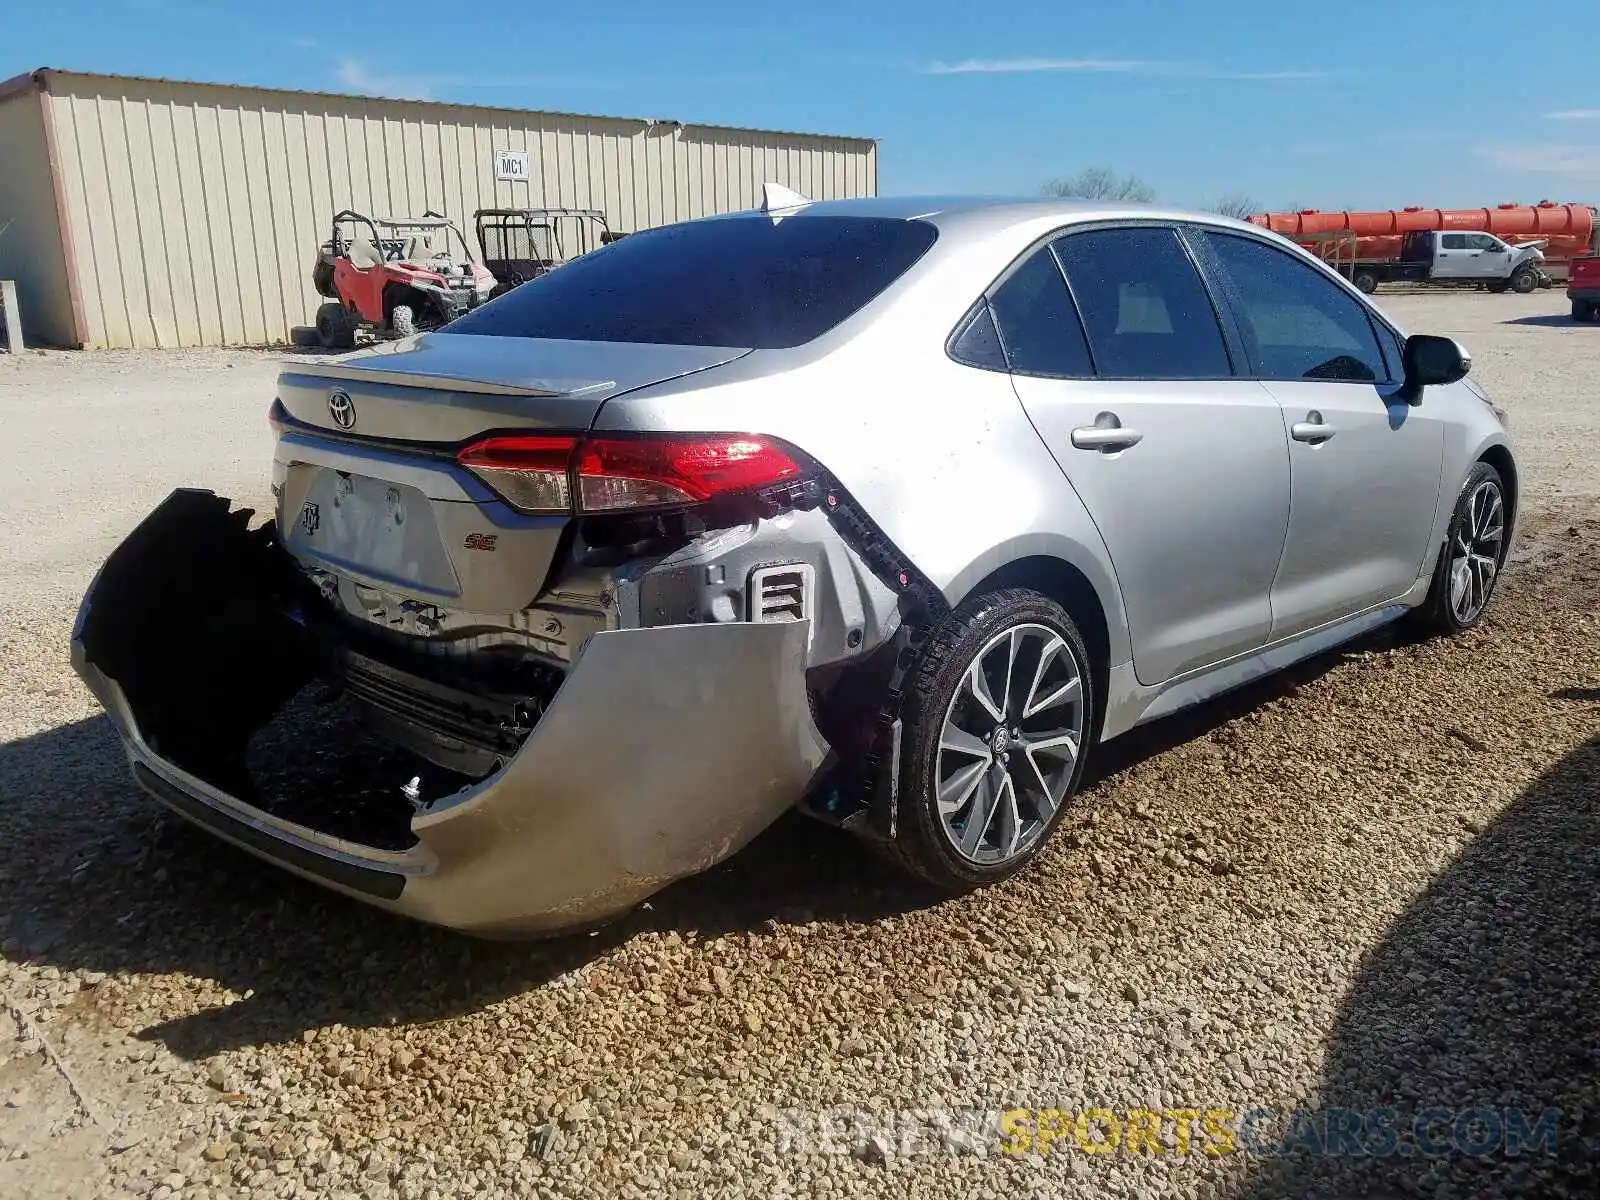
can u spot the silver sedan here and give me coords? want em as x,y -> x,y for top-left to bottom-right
74,193 -> 1515,934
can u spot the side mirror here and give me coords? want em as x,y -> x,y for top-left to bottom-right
1399,334 -> 1471,405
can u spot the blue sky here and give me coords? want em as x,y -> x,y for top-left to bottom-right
9,0 -> 1600,209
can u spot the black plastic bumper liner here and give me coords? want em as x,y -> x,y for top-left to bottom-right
132,763 -> 405,899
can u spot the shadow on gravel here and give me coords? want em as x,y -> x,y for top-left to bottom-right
1240,732 -> 1600,1199
0,619 -> 1425,1062
1500,314 -> 1596,328
0,715 -> 941,1060
1084,621 -> 1413,787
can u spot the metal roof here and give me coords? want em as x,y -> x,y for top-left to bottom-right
0,67 -> 877,146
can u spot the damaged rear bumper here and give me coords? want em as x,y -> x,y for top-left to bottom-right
72,491 -> 830,937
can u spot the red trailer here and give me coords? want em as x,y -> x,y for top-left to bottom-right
1251,202 -> 1599,282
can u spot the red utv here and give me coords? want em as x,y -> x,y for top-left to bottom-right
311,210 -> 497,349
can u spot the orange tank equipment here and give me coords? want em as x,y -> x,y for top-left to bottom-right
1250,202 -> 1598,272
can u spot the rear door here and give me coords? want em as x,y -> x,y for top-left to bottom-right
1432,232 -> 1474,279
1195,229 -> 1445,639
1004,224 -> 1292,685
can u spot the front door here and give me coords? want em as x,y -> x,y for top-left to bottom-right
993,226 -> 1292,685
1468,233 -> 1512,280
1197,230 -> 1446,639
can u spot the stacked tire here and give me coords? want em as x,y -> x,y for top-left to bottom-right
315,303 -> 357,350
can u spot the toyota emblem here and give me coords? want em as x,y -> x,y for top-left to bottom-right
328,389 -> 356,430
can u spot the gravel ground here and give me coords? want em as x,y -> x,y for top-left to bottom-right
1,288 -> 1597,1199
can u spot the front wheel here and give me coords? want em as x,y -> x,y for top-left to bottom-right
1409,462 -> 1508,637
881,588 -> 1095,892
1510,269 -> 1538,295
1352,270 -> 1379,295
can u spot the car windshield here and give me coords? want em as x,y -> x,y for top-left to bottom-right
447,215 -> 938,348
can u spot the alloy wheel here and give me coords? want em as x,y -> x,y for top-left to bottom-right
1449,480 -> 1504,625
935,623 -> 1086,866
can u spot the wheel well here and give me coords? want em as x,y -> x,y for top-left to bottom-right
965,556 -> 1111,720
1478,444 -> 1518,533
382,282 -> 429,320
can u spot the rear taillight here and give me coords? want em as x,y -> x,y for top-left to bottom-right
575,437 -> 803,511
456,433 -> 806,515
457,434 -> 578,514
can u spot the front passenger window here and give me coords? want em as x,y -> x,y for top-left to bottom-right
1202,231 -> 1388,384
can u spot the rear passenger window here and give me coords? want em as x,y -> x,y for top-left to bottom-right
948,301 -> 1008,371
1052,228 -> 1232,379
1203,232 -> 1388,383
987,248 -> 1094,377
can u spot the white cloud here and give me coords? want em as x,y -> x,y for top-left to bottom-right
1543,109 -> 1600,121
336,58 -> 437,100
1479,142 -> 1600,175
919,58 -> 1333,81
922,58 -> 1155,75
332,58 -> 708,98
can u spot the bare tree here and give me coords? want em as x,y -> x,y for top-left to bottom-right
1209,194 -> 1260,220
1042,167 -> 1156,204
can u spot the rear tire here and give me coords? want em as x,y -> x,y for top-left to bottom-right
1409,462 -> 1508,638
1510,268 -> 1537,295
1573,299 -> 1597,322
1486,280 -> 1509,294
877,588 -> 1095,893
1352,270 -> 1379,295
314,303 -> 356,350
391,304 -> 415,338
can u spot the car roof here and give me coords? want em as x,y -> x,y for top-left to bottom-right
697,194 -> 1266,239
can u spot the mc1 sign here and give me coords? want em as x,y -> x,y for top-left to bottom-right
495,150 -> 530,182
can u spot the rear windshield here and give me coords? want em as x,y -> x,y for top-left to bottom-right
448,215 -> 938,348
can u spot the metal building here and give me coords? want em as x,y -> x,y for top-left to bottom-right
0,68 -> 878,349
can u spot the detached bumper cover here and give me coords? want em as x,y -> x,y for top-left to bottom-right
72,493 -> 829,936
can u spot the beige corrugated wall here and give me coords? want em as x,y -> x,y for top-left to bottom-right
38,72 -> 877,349
0,87 -> 77,347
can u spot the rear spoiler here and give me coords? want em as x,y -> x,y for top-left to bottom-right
283,355 -> 613,399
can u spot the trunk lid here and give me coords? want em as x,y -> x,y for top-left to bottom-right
276,332 -> 750,442
273,333 -> 749,614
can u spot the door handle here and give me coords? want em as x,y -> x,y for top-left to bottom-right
1071,413 -> 1143,452
1291,411 -> 1336,443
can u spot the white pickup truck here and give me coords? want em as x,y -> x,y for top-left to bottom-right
1341,230 -> 1547,294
